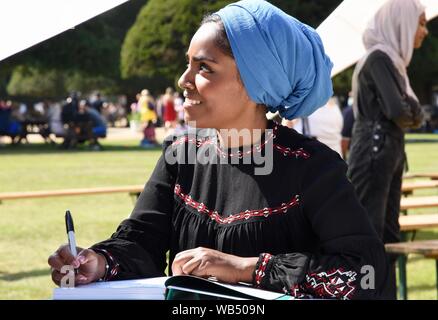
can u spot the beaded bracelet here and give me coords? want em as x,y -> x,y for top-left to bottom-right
92,248 -> 120,281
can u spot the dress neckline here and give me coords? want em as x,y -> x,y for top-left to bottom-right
213,120 -> 279,158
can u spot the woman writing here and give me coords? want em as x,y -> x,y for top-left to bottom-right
49,0 -> 389,300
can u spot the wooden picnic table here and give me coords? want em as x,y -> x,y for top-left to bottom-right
394,196 -> 438,299
399,214 -> 438,232
400,196 -> 438,211
17,119 -> 54,144
403,173 -> 438,180
402,180 -> 438,196
386,240 -> 438,300
386,240 -> 438,256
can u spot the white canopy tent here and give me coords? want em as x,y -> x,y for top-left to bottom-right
317,0 -> 438,77
0,0 -> 128,62
0,0 -> 437,75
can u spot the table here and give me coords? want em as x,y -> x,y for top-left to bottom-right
17,120 -> 53,144
386,240 -> 438,300
402,180 -> 438,196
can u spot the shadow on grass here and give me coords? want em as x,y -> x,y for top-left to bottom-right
0,268 -> 50,281
0,142 -> 162,155
408,283 -> 437,291
406,139 -> 438,143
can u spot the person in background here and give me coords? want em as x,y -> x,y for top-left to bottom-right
347,0 -> 428,299
341,103 -> 355,160
70,100 -> 107,150
283,97 -> 344,157
139,89 -> 157,128
60,93 -> 79,149
131,93 -> 141,115
140,120 -> 158,148
0,100 -> 21,144
86,103 -> 107,150
61,93 -> 79,125
173,118 -> 189,136
47,102 -> 64,138
91,92 -> 104,114
174,91 -> 185,122
163,87 -> 177,131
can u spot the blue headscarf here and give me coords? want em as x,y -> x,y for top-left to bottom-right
216,0 -> 333,120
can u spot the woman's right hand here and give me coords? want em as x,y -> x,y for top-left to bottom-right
48,244 -> 106,286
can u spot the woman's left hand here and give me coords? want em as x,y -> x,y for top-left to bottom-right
171,247 -> 258,284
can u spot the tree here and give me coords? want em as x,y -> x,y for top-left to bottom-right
64,72 -> 119,96
6,66 -> 66,99
332,66 -> 354,99
121,0 -> 233,86
270,0 -> 341,27
409,17 -> 438,102
121,0 -> 340,92
1,0 -> 148,99
0,62 -> 14,97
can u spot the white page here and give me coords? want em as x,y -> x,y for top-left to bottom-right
218,282 -> 288,300
53,276 -> 169,300
72,276 -> 169,289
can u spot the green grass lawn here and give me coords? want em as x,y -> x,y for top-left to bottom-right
0,135 -> 437,299
0,140 -> 162,299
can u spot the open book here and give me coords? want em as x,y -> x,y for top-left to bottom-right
53,275 -> 292,300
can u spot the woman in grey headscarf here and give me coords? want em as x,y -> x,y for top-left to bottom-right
348,0 -> 428,299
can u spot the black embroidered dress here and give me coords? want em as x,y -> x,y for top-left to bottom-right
91,121 -> 388,299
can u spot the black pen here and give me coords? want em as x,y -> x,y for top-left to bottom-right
65,210 -> 78,257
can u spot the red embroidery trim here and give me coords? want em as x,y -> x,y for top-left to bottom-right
292,268 -> 357,300
289,284 -> 308,299
254,253 -> 273,287
171,125 -> 277,158
174,184 -> 300,224
273,145 -> 310,159
170,125 -> 310,159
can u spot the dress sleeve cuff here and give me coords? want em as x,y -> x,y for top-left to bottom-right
253,253 -> 273,288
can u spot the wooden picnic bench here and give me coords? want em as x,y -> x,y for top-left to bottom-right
386,240 -> 438,300
399,214 -> 438,232
403,173 -> 438,180
0,185 -> 144,202
386,196 -> 438,300
400,195 -> 438,212
402,180 -> 438,196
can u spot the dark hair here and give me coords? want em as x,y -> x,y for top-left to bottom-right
201,14 -> 234,58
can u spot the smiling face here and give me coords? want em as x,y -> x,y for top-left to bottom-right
414,12 -> 428,49
177,22 -> 258,130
